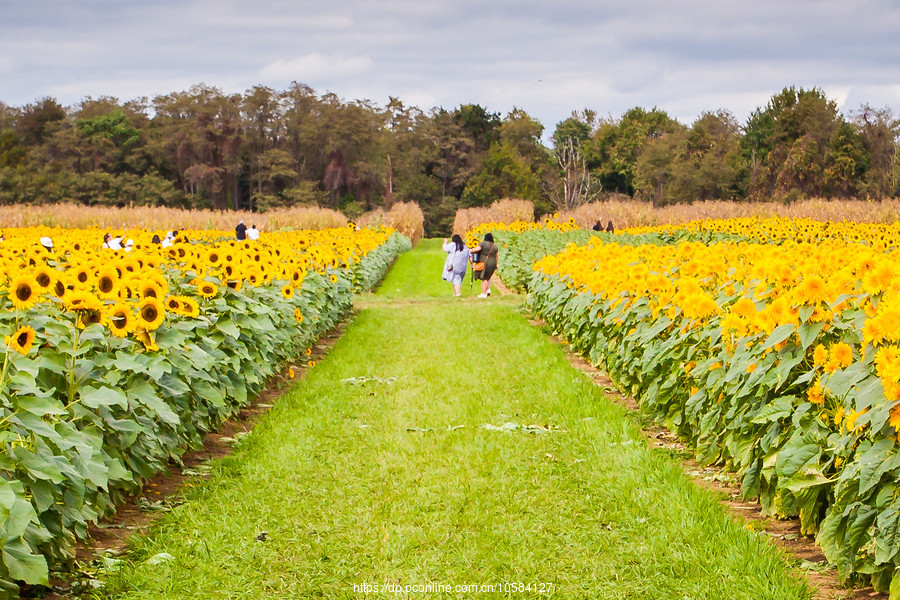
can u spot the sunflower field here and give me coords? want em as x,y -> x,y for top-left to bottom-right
483,217 -> 900,594
0,224 -> 409,596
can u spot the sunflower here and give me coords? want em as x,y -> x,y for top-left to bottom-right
281,284 -> 294,299
225,279 -> 242,292
178,297 -> 200,318
135,329 -> 159,352
8,273 -> 39,310
197,281 -> 218,299
78,309 -> 104,329
329,274 -> 338,284
165,296 -> 182,312
71,266 -> 93,287
6,325 -> 36,355
53,278 -> 68,299
33,266 -> 55,291
206,248 -> 222,267
246,271 -> 262,286
95,267 -> 120,299
294,308 -> 304,324
165,295 -> 199,318
65,290 -> 103,313
136,297 -> 165,331
105,303 -> 134,337
138,280 -> 165,300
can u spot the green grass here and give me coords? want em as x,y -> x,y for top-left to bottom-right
94,242 -> 812,600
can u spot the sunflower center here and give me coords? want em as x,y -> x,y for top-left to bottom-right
82,310 -> 102,325
77,271 -> 89,283
111,312 -> 128,330
16,331 -> 29,346
36,273 -> 51,287
99,276 -> 114,294
15,283 -> 33,302
141,305 -> 159,322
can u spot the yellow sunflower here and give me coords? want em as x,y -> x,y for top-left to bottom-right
164,296 -> 182,312
105,303 -> 134,337
178,297 -> 200,318
138,280 -> 165,300
6,325 -> 36,355
294,308 -> 303,324
8,274 -> 39,310
95,267 -> 120,300
197,281 -> 218,299
33,266 -> 55,291
281,284 -> 294,299
136,297 -> 165,331
65,290 -> 103,313
77,309 -> 105,329
135,329 -> 159,352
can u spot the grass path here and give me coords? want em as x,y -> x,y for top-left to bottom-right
100,239 -> 812,599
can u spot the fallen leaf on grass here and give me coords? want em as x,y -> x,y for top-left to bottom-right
146,552 -> 175,565
406,425 -> 465,433
480,422 -> 565,434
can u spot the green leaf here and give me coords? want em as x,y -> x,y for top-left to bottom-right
80,385 -> 128,410
751,396 -> 794,424
14,396 -> 66,417
775,441 -> 820,479
12,448 -> 64,484
797,321 -> 826,351
216,318 -> 241,339
762,323 -> 796,350
2,538 -> 48,585
890,567 -> 900,600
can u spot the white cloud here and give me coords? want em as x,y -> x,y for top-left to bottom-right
259,53 -> 374,85
2,0 -> 900,130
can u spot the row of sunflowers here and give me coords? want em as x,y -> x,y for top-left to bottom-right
485,217 -> 900,593
0,224 -> 410,596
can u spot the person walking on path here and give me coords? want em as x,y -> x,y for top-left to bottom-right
470,232 -> 499,298
441,234 -> 470,297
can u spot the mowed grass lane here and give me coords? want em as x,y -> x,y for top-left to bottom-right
99,241 -> 811,599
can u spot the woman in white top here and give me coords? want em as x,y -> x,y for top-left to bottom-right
441,234 -> 470,297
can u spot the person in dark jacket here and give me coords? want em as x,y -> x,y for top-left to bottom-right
469,232 -> 499,298
235,221 -> 247,241
606,220 -> 614,233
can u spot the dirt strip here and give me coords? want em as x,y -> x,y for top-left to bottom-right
536,319 -> 884,600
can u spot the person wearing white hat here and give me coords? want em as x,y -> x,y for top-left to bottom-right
40,236 -> 54,251
124,239 -> 134,252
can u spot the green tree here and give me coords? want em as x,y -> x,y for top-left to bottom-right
591,107 -> 681,195
742,86 -> 846,199
461,141 -> 541,207
852,104 -> 899,198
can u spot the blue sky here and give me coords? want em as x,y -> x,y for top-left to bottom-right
2,0 -> 899,134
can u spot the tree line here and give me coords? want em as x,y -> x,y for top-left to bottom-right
0,83 -> 897,235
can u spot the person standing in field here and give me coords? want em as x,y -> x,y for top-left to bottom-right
235,220 -> 247,241
247,224 -> 260,240
441,234 -> 469,297
470,232 -> 499,298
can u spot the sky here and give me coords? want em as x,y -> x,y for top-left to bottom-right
2,0 -> 900,136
